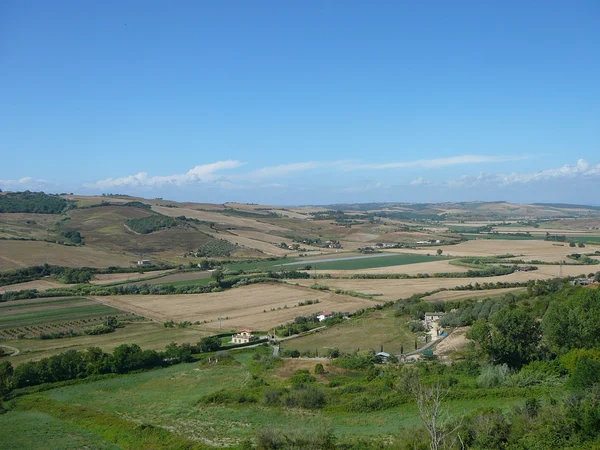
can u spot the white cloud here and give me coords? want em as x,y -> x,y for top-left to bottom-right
345,154 -> 529,170
498,159 -> 600,185
84,160 -> 244,189
412,159 -> 600,189
0,177 -> 53,191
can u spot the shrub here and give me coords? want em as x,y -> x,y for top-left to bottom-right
289,369 -> 316,386
314,363 -> 325,374
567,357 -> 600,391
285,385 -> 326,409
408,320 -> 426,332
476,364 -> 510,388
83,324 -> 115,335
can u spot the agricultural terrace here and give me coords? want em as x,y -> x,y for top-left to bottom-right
283,308 -> 419,355
92,283 -> 381,330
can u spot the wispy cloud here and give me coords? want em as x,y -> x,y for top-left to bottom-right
84,160 -> 244,189
410,159 -> 600,188
346,154 -> 529,170
248,162 -> 325,179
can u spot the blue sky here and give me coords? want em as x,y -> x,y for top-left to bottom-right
1,1 -> 599,205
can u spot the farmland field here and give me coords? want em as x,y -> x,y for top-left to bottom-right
90,269 -> 175,285
0,240 -> 133,271
280,253 -> 446,270
0,296 -> 145,342
8,322 -> 214,365
284,308 -> 419,355
124,270 -> 212,286
0,279 -> 70,294
0,302 -> 122,330
293,271 -> 555,300
316,259 -> 470,276
421,287 -> 527,302
92,283 -> 382,330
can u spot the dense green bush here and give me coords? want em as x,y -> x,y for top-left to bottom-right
83,324 -> 115,335
0,191 -> 70,213
125,214 -> 176,234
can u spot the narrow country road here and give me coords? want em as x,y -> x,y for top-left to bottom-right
0,344 -> 20,356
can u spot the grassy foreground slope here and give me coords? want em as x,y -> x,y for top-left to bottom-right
1,350 -> 530,449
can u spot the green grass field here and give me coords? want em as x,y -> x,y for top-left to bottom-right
462,233 -> 539,240
281,254 -> 445,271
284,309 -> 419,355
0,350 -> 541,449
0,410 -> 119,450
224,257 -> 299,272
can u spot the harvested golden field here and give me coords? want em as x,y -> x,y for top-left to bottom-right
0,240 -> 133,270
92,283 -> 380,331
90,269 -> 175,285
390,239 -> 600,262
0,280 -> 70,294
294,271 -> 556,301
218,231 -> 291,256
422,287 -> 527,302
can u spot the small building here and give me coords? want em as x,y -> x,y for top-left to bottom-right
231,329 -> 256,344
317,311 -> 334,322
425,312 -> 445,322
570,278 -> 595,286
137,260 -> 152,266
376,351 -> 390,361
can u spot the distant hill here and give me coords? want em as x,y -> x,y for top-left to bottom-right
2,192 -> 600,270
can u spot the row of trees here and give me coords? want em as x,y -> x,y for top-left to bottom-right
0,336 -> 223,392
0,264 -> 94,287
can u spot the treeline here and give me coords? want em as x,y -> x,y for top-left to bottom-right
0,336 -> 225,391
0,275 -> 277,302
0,191 -> 71,214
0,264 -> 94,286
77,200 -> 152,210
0,263 -> 178,288
220,207 -> 279,218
